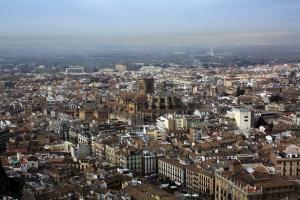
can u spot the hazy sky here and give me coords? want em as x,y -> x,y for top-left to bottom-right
1,0 -> 300,46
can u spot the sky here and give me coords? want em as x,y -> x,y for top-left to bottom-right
0,0 -> 300,47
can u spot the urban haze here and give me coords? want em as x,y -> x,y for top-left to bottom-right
1,1 -> 300,200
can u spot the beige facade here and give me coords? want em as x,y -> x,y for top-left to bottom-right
105,145 -> 146,174
186,165 -> 214,200
215,172 -> 296,200
266,103 -> 295,112
224,77 -> 240,87
215,173 -> 262,200
271,149 -> 300,177
91,139 -> 105,159
105,144 -> 120,165
147,129 -> 166,141
116,63 -> 127,73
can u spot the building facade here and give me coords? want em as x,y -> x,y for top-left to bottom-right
270,145 -> 300,177
158,158 -> 189,187
186,165 -> 214,200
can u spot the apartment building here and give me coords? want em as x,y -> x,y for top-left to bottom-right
119,148 -> 143,174
186,164 -> 214,200
270,145 -> 300,177
158,157 -> 192,187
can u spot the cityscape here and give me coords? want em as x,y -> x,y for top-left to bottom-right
1,1 -> 300,200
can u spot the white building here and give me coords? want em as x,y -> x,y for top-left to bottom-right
156,115 -> 173,131
227,107 -> 253,131
65,66 -> 85,74
44,141 -> 75,153
116,63 -> 127,73
158,158 -> 191,186
156,114 -> 203,131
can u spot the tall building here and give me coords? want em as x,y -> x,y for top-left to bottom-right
227,107 -> 253,131
142,150 -> 159,175
116,63 -> 127,73
138,78 -> 154,95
